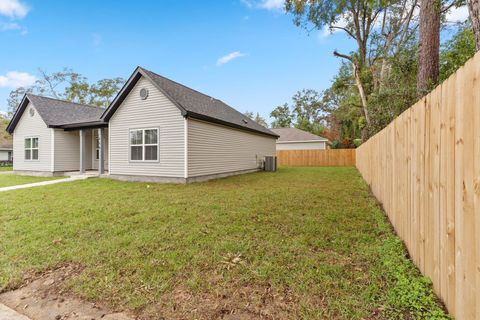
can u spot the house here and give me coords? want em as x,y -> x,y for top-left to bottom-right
0,146 -> 13,162
6,67 -> 278,183
270,128 -> 329,150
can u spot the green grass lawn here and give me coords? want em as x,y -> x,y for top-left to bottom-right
0,174 -> 64,188
0,166 -> 13,171
0,167 -> 448,319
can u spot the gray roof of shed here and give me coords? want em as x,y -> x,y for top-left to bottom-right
270,128 -> 329,142
102,67 -> 278,138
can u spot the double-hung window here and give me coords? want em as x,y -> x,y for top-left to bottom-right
25,137 -> 39,160
130,128 -> 159,161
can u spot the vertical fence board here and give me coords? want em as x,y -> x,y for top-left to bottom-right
473,55 -> 480,320
355,51 -> 480,319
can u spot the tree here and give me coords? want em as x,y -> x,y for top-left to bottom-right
285,0 -> 418,139
417,0 -> 441,97
440,22 -> 476,81
285,0 -> 382,133
0,115 -> 11,149
254,113 -> 268,127
244,111 -> 268,127
291,89 -> 326,131
270,104 -> 293,128
7,68 -> 125,114
270,89 -> 327,136
244,111 -> 254,119
467,0 -> 480,50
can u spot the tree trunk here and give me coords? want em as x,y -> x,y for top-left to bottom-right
352,63 -> 371,142
467,0 -> 480,51
417,0 -> 441,98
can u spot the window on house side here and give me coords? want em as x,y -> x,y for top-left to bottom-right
25,137 -> 39,160
129,128 -> 158,162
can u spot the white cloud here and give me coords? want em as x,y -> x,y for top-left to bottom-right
241,0 -> 284,11
0,21 -> 27,34
0,0 -> 29,19
0,71 -> 36,88
216,51 -> 246,66
0,21 -> 18,30
446,6 -> 469,23
319,17 -> 349,39
240,0 -> 253,8
259,0 -> 284,10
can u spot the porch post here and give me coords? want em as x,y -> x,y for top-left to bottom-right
79,129 -> 86,174
98,128 -> 105,174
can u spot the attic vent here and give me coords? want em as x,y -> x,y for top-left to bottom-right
242,119 -> 248,124
29,108 -> 35,117
139,88 -> 149,100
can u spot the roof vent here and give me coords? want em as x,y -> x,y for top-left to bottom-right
242,119 -> 248,124
139,88 -> 149,100
29,108 -> 35,117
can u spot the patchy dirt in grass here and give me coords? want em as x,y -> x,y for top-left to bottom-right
0,264 -> 134,320
142,274 -> 303,320
1,265 -> 305,320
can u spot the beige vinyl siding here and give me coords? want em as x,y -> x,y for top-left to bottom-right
53,129 -> 100,172
109,76 -> 185,177
53,130 -> 81,171
276,141 -> 327,150
187,119 -> 276,177
13,102 -> 52,172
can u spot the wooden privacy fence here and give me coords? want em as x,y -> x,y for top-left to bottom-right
276,149 -> 355,166
356,52 -> 480,319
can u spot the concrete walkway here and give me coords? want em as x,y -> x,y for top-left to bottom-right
0,175 -> 91,193
0,303 -> 31,320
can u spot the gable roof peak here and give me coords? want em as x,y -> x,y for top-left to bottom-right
103,67 -> 279,138
6,94 -> 105,133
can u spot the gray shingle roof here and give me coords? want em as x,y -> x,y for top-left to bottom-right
26,94 -> 105,126
140,68 -> 278,137
270,128 -> 329,142
102,67 -> 278,138
6,94 -> 106,133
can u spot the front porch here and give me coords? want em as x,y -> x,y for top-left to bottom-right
78,127 -> 108,174
61,124 -> 109,175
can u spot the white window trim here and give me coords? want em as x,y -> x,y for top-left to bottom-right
128,127 -> 159,163
24,136 -> 39,161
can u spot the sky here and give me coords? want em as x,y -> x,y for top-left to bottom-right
0,0 -> 470,121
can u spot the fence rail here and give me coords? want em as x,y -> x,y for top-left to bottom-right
356,51 -> 480,319
276,149 -> 355,167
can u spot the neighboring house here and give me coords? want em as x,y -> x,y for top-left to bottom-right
0,146 -> 13,161
271,128 -> 329,150
6,67 -> 278,182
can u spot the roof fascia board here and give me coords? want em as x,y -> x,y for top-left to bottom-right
187,112 -> 279,138
6,94 -> 29,134
6,95 -> 49,134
